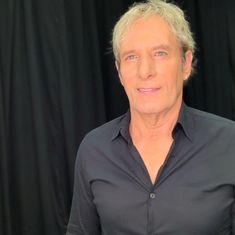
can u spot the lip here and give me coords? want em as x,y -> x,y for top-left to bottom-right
137,87 -> 161,93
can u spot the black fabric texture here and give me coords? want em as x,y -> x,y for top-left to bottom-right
0,0 -> 235,235
66,104 -> 235,235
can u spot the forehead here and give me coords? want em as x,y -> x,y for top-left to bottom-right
120,15 -> 180,52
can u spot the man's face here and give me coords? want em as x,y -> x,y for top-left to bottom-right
117,15 -> 193,116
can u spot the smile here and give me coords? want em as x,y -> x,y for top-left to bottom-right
137,88 -> 161,93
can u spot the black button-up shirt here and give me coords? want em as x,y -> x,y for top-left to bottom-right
66,103 -> 235,235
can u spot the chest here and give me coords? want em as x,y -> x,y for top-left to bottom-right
133,138 -> 173,184
90,164 -> 234,235
87,133 -> 235,234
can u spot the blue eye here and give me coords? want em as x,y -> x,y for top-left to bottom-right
126,54 -> 138,61
154,51 -> 168,57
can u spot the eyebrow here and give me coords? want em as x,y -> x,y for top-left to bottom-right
120,50 -> 136,59
152,44 -> 171,51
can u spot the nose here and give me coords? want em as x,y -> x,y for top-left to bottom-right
138,54 -> 156,80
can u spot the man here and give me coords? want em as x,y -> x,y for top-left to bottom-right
66,0 -> 235,234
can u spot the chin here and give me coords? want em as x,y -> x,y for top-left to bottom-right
135,106 -> 164,116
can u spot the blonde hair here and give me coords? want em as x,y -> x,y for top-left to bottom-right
112,0 -> 196,74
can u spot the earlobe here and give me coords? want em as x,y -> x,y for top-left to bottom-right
119,73 -> 124,86
115,60 -> 119,71
183,50 -> 193,78
115,60 -> 123,85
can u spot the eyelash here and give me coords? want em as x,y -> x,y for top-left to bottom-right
125,55 -> 138,61
154,51 -> 168,57
124,51 -> 168,61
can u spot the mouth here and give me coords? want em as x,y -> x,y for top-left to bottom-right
137,87 -> 161,94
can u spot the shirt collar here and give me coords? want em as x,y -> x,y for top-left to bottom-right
111,110 -> 131,142
111,102 -> 194,142
176,102 -> 194,141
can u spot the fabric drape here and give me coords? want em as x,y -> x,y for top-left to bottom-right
0,0 -> 234,235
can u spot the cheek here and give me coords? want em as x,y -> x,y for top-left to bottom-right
119,65 -> 136,85
121,62 -> 136,74
164,68 -> 184,90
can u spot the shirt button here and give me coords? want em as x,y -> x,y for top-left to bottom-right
150,193 -> 156,199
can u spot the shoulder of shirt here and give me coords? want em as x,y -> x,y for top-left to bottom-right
80,113 -> 126,146
186,106 -> 235,129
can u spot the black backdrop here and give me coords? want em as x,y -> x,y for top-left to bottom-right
0,0 -> 235,235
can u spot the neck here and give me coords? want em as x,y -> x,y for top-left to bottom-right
129,101 -> 182,140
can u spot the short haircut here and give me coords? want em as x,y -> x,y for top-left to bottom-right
112,0 -> 196,74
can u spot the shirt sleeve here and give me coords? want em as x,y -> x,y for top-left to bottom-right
66,141 -> 101,235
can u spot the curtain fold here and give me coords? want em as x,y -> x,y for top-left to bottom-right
182,0 -> 235,118
0,0 -> 234,235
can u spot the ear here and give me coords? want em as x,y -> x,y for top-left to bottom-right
115,60 -> 124,85
115,60 -> 119,72
183,50 -> 193,81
